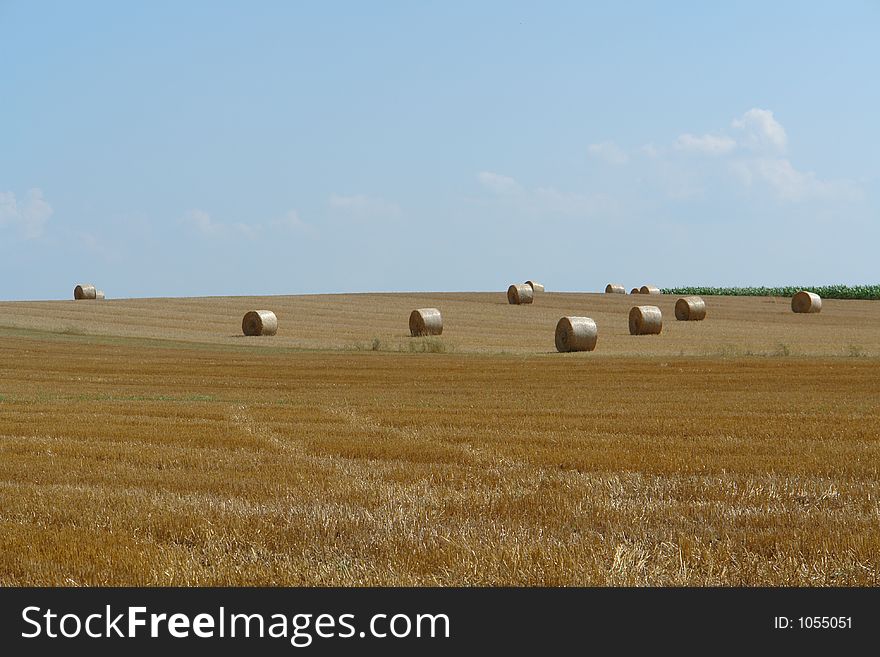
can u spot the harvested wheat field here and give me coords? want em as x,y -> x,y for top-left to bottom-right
1,292 -> 879,586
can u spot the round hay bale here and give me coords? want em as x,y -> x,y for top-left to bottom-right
629,305 -> 662,335
630,288 -> 640,295
409,308 -> 443,336
73,284 -> 97,300
675,296 -> 706,321
605,283 -> 626,294
792,291 -> 822,314
555,316 -> 598,352
242,310 -> 278,336
507,284 -> 534,305
95,290 -> 105,300
525,280 -> 545,293
639,285 -> 661,295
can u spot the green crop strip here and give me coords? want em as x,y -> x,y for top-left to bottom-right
662,285 -> 880,300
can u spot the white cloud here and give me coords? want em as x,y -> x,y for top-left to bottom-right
0,188 -> 54,238
79,231 -> 126,264
669,109 -> 784,159
732,108 -> 787,151
328,194 -> 401,216
271,209 -> 308,230
473,106 -> 860,223
656,162 -> 705,200
675,133 -> 736,154
186,208 -> 310,238
658,109 -> 858,203
231,222 -> 262,239
0,192 -> 15,223
186,209 -> 218,235
270,209 -> 316,236
477,171 -> 520,194
475,172 -> 611,216
732,157 -> 862,202
641,143 -> 660,158
728,160 -> 754,187
588,141 -> 629,165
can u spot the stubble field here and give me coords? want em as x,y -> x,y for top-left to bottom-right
1,292 -> 879,585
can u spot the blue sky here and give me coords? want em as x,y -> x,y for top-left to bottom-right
2,1 -> 878,300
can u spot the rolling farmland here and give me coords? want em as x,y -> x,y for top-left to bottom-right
1,292 -> 879,585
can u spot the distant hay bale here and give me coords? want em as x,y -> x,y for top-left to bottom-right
525,280 -> 545,293
629,305 -> 663,335
96,290 -> 105,300
409,308 -> 443,336
555,316 -> 598,352
507,284 -> 534,305
675,296 -> 706,321
791,291 -> 822,314
630,287 -> 640,295
242,310 -> 278,336
605,283 -> 626,294
639,285 -> 661,295
73,284 -> 97,300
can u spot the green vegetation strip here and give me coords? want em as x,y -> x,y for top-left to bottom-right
662,285 -> 880,300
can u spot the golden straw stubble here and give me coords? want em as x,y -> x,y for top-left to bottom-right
242,310 -> 278,336
409,308 -> 443,336
555,316 -> 598,352
629,305 -> 662,335
792,291 -> 822,314
675,296 -> 707,321
507,284 -> 534,305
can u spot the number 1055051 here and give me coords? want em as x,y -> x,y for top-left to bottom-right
774,616 -> 852,629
